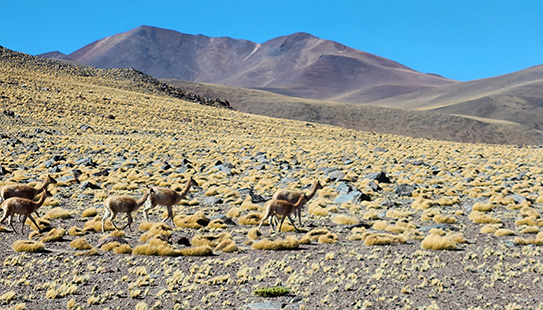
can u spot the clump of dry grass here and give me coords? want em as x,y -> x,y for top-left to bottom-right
12,240 -> 45,253
247,227 -> 262,240
174,211 -> 210,229
82,207 -> 98,217
41,227 -> 66,242
179,245 -> 214,256
363,233 -> 407,246
214,239 -> 239,253
44,207 -> 72,219
191,232 -> 232,247
208,219 -> 227,229
331,214 -> 360,225
252,236 -> 300,251
139,222 -> 172,242
227,207 -> 241,218
468,211 -> 502,224
83,216 -> 114,232
113,244 -> 133,254
239,212 -> 263,226
70,238 -> 93,250
68,226 -> 88,236
421,232 -> 457,250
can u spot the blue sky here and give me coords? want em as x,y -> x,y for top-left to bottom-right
2,0 -> 541,81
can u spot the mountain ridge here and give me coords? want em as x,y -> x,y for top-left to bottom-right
39,25 -> 454,103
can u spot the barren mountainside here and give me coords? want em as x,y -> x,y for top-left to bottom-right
40,25 -> 455,102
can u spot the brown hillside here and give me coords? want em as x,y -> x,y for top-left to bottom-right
39,25 -> 454,102
164,79 -> 543,145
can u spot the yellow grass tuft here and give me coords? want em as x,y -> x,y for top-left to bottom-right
191,232 -> 232,247
241,199 -> 261,210
41,228 -> 66,242
434,214 -> 457,224
421,233 -> 457,250
318,232 -> 339,244
214,239 -> 239,253
179,245 -> 214,256
0,291 -> 16,302
519,226 -> 540,234
252,236 -> 300,251
81,207 -> 98,217
68,226 -> 87,236
363,233 -> 406,246
468,211 -> 502,224
113,244 -> 133,254
331,214 -> 360,225
247,227 -> 262,240
480,224 -> 501,234
472,202 -> 494,212
208,219 -> 227,229
139,223 -> 172,242
132,243 -> 181,257
101,241 -> 121,251
174,211 -> 210,229
44,207 -> 72,219
70,238 -> 93,250
83,216 -> 114,232
304,228 -> 331,241
239,212 -> 263,226
494,228 -> 515,236
12,240 -> 45,253
227,207 -> 241,218
308,202 -> 329,216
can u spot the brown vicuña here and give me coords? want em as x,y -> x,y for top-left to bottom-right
0,174 -> 57,218
0,188 -> 50,234
143,176 -> 198,223
102,188 -> 154,232
272,181 -> 322,226
258,195 -> 305,233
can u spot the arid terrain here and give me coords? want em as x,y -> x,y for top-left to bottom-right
2,47 -> 543,310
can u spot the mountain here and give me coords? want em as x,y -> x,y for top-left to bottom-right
39,25 -> 454,103
371,65 -> 543,131
163,78 -> 543,145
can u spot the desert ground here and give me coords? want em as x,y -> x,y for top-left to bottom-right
1,48 -> 543,310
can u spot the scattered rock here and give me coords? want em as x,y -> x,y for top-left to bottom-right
395,183 -> 418,196
80,181 -> 101,190
173,235 -> 191,247
328,170 -> 346,181
365,171 -> 392,183
203,196 -> 223,205
245,302 -> 286,310
419,223 -> 459,232
209,214 -> 237,226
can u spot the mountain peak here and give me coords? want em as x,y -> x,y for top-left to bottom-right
38,26 -> 454,102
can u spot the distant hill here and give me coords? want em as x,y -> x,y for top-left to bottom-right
371,65 -> 543,131
39,25 -> 454,103
163,79 -> 543,145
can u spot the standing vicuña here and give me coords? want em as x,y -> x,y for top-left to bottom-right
258,195 -> 305,233
0,188 -> 50,234
143,176 -> 198,223
272,181 -> 322,226
101,188 -> 154,232
1,174 -> 57,218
